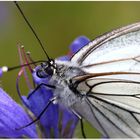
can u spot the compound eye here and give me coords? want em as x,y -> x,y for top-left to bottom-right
45,66 -> 54,75
36,69 -> 46,78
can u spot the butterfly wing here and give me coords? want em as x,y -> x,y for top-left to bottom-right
70,22 -> 140,137
72,76 -> 140,138
71,22 -> 140,73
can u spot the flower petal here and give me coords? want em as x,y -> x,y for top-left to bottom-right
22,70 -> 59,138
0,68 -> 3,77
57,55 -> 70,61
0,88 -> 37,138
69,36 -> 90,54
23,90 -> 59,138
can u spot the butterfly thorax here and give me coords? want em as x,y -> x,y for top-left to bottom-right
49,60 -> 85,108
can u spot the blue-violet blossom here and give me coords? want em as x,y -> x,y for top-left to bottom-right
0,36 -> 90,138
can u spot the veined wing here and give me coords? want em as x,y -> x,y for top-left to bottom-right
70,22 -> 140,137
71,22 -> 140,68
81,55 -> 140,73
72,76 -> 140,138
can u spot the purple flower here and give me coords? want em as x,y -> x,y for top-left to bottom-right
0,88 -> 37,138
22,36 -> 90,138
0,36 -> 90,138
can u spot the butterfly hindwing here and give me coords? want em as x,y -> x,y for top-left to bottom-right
72,75 -> 140,138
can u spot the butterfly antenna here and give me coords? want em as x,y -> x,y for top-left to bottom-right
14,1 -> 51,61
0,60 -> 45,75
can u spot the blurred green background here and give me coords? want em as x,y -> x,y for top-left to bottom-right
1,1 -> 140,138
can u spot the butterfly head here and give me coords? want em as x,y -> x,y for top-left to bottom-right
37,59 -> 57,78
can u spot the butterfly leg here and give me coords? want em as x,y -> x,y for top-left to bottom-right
72,110 -> 86,138
15,97 -> 56,130
80,118 -> 86,138
27,83 -> 55,99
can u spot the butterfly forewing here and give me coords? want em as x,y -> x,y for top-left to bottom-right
82,55 -> 140,73
71,22 -> 140,67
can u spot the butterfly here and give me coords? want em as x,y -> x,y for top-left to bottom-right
47,22 -> 140,138
12,2 -> 140,138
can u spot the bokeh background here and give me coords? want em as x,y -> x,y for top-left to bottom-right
1,1 -> 140,138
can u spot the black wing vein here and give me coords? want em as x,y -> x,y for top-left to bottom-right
86,97 -> 131,137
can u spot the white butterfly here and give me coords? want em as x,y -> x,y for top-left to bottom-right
38,22 -> 140,138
